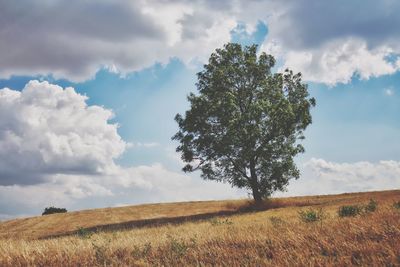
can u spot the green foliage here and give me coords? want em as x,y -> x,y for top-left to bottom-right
41,206 -> 67,215
338,205 -> 363,217
173,43 -> 315,202
338,200 -> 378,217
76,227 -> 93,239
298,208 -> 325,223
364,199 -> 378,213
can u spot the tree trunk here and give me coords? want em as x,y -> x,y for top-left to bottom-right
251,185 -> 262,203
249,159 -> 262,204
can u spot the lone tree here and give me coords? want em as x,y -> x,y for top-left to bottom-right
42,206 -> 67,215
173,43 -> 315,203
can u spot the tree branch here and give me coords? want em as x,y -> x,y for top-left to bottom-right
226,156 -> 249,179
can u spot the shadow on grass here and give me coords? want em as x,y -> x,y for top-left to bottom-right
39,199 -> 317,240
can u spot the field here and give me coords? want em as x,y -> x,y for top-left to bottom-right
0,190 -> 399,266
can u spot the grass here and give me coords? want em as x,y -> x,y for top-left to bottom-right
0,189 -> 399,266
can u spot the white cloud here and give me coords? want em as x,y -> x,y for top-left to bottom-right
256,0 -> 400,85
0,80 -> 127,185
274,38 -> 400,86
282,158 -> 400,196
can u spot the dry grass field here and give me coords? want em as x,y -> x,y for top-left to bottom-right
0,190 -> 399,266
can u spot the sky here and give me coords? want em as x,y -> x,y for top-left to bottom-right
1,0 -> 400,220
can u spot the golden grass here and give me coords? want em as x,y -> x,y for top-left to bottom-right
0,190 -> 399,266
0,199 -> 253,240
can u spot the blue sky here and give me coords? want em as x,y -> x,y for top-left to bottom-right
0,0 -> 399,219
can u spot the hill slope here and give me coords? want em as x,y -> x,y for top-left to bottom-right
0,190 -> 399,266
0,199 -> 247,240
1,190 -> 397,240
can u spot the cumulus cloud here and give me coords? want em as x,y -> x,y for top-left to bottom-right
0,80 -> 127,185
0,81 -> 183,197
1,1 -> 400,84
278,38 -> 400,85
0,0 -> 235,81
258,0 -> 400,85
260,0 -> 400,50
282,158 -> 400,196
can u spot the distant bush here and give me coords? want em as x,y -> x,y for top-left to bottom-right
338,205 -> 362,217
364,199 -> 378,213
298,208 -> 325,223
393,201 -> 400,210
338,200 -> 378,218
42,206 -> 67,215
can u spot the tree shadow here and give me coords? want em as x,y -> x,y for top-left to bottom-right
39,199 -> 316,240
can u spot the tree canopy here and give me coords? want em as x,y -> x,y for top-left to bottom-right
42,206 -> 67,216
173,43 -> 315,202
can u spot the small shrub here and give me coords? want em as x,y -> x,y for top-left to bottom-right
338,205 -> 362,217
76,227 -> 93,239
338,200 -> 378,218
364,199 -> 378,213
42,206 -> 67,215
298,208 -> 325,223
393,201 -> 400,210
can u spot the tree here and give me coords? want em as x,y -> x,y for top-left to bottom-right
172,43 -> 315,203
42,206 -> 67,215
